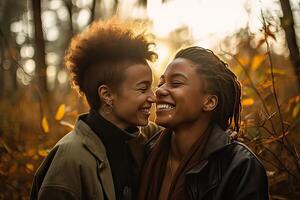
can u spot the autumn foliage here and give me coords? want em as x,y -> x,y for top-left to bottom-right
1,3 -> 300,199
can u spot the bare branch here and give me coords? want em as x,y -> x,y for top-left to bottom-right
220,50 -> 277,135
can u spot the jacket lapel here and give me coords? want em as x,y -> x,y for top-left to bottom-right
187,124 -> 231,175
202,124 -> 231,160
185,124 -> 231,199
76,120 -> 116,200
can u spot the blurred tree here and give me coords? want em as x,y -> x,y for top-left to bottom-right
63,0 -> 74,36
89,0 -> 96,24
0,31 -> 4,98
0,0 -> 4,98
32,0 -> 48,95
279,0 -> 300,87
113,0 -> 119,15
0,0 -> 22,100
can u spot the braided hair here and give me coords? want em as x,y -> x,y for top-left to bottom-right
175,46 -> 241,131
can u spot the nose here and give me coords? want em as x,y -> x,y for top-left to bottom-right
155,84 -> 168,97
147,90 -> 156,103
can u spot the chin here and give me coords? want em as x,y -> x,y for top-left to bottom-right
136,119 -> 149,127
155,117 -> 173,128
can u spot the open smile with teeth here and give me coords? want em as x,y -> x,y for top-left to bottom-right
156,104 -> 175,111
140,108 -> 150,114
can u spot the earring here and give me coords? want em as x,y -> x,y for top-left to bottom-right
203,106 -> 209,111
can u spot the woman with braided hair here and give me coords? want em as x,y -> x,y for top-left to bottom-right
138,46 -> 269,200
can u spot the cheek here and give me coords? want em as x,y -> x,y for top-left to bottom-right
116,95 -> 145,113
134,94 -> 150,105
175,93 -> 204,117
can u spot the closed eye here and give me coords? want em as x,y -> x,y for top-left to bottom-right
170,82 -> 183,87
157,82 -> 164,87
138,88 -> 147,93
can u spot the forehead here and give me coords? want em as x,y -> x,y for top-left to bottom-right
123,63 -> 152,84
162,58 -> 198,78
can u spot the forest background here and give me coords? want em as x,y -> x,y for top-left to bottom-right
0,0 -> 300,199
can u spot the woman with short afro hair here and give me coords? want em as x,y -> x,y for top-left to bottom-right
30,19 -> 160,200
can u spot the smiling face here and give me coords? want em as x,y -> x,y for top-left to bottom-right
155,58 -> 212,128
109,63 -> 155,129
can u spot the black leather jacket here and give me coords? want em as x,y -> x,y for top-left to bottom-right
147,124 -> 269,200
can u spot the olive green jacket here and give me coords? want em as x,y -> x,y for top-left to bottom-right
30,115 -> 161,200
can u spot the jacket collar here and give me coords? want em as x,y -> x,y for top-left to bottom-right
202,124 -> 231,159
74,114 -> 146,199
84,110 -> 146,168
75,117 -> 108,162
74,116 -> 116,200
187,124 -> 231,174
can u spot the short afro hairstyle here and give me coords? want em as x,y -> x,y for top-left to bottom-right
64,19 -> 157,110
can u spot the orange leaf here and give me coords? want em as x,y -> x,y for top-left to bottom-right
266,68 -> 286,76
261,80 -> 272,89
55,104 -> 66,121
292,103 -> 300,118
38,149 -> 49,157
242,98 -> 254,106
42,116 -> 49,133
251,54 -> 266,71
237,56 -> 249,66
26,163 -> 34,171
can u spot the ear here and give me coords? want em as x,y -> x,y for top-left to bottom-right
98,85 -> 113,104
203,95 -> 218,111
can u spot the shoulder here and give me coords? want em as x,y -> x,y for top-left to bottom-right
215,142 -> 269,199
35,131 -> 98,196
226,142 -> 263,165
41,131 -> 90,172
52,132 -> 82,160
140,121 -> 164,140
213,141 -> 267,176
41,127 -> 99,177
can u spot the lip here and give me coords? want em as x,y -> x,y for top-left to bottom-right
156,101 -> 176,112
139,106 -> 151,115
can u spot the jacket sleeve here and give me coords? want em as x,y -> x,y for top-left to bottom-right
230,153 -> 269,200
30,146 -> 59,200
30,146 -> 82,200
37,186 -> 78,200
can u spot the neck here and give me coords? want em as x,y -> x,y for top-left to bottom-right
99,109 -> 128,130
170,117 -> 211,161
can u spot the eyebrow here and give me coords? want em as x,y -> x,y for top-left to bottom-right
136,80 -> 151,86
171,73 -> 188,79
160,73 -> 188,80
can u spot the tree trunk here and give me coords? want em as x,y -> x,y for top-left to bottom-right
89,0 -> 96,24
113,0 -> 119,14
0,46 -> 3,99
0,27 -> 18,99
0,0 -> 6,98
279,0 -> 300,88
64,0 -> 74,35
32,0 -> 48,95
